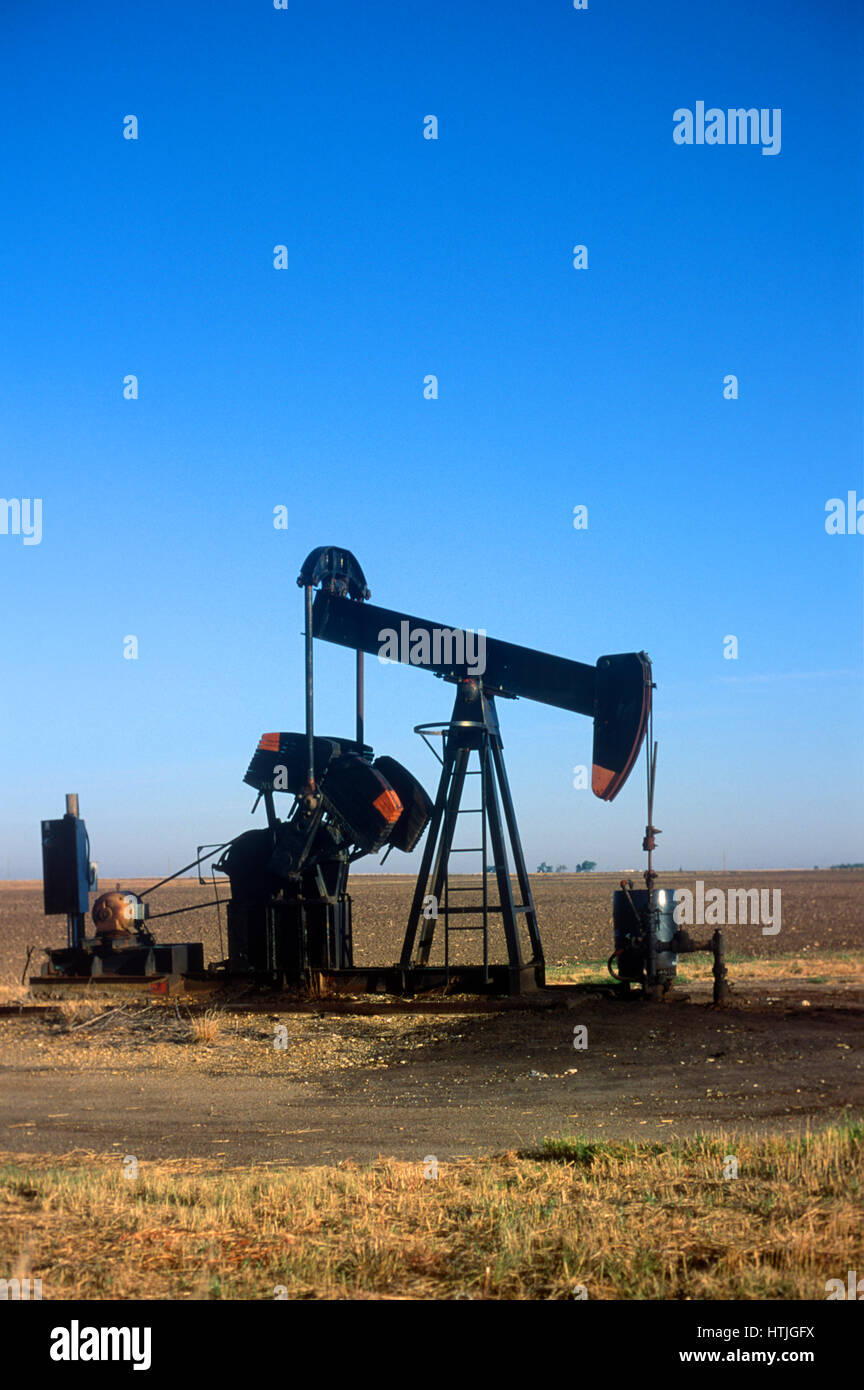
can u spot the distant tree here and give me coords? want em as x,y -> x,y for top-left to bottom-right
555,864 -> 568,873
574,860 -> 597,873
536,862 -> 553,874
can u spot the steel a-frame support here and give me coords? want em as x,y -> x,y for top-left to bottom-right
399,682 -> 544,994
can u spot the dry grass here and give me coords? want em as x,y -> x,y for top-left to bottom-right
54,1001 -> 105,1025
1,1122 -> 861,1300
547,948 -> 864,987
0,984 -> 29,1006
189,1008 -> 224,1045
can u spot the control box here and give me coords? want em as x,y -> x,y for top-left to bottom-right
41,815 -> 95,916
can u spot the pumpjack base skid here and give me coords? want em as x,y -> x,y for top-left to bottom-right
208,963 -> 544,998
317,964 -> 544,997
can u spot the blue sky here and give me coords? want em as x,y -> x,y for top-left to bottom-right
1,0 -> 861,877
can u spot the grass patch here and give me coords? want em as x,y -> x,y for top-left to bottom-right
189,1008 -> 224,1045
0,1121 -> 861,1300
547,949 -> 864,987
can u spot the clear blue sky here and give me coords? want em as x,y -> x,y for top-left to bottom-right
1,0 -> 861,877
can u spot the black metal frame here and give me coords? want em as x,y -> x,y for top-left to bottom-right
399,681 -> 544,994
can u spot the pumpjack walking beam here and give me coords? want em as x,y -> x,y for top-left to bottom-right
309,581 -> 654,805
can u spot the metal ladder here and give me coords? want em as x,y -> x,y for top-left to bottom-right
400,681 -> 543,991
441,742 -> 492,981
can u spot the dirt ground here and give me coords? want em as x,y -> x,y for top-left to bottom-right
0,872 -> 861,1165
3,870 -> 862,985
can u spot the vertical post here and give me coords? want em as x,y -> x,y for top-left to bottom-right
643,896 -> 659,999
400,740 -> 452,971
643,740 -> 658,893
482,745 -> 526,987
64,793 -> 85,950
480,737 -> 489,980
304,585 -> 315,789
712,929 -> 729,1005
486,705 -> 543,976
641,736 -> 660,999
356,649 -> 364,748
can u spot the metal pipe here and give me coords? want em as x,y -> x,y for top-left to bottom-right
356,649 -> 364,748
305,584 -> 315,789
644,895 -> 658,997
712,928 -> 729,1004
63,793 -> 84,949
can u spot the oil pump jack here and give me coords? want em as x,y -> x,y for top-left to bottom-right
212,546 -> 653,996
37,545 -> 730,1002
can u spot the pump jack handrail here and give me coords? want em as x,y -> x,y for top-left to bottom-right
414,719 -> 487,765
